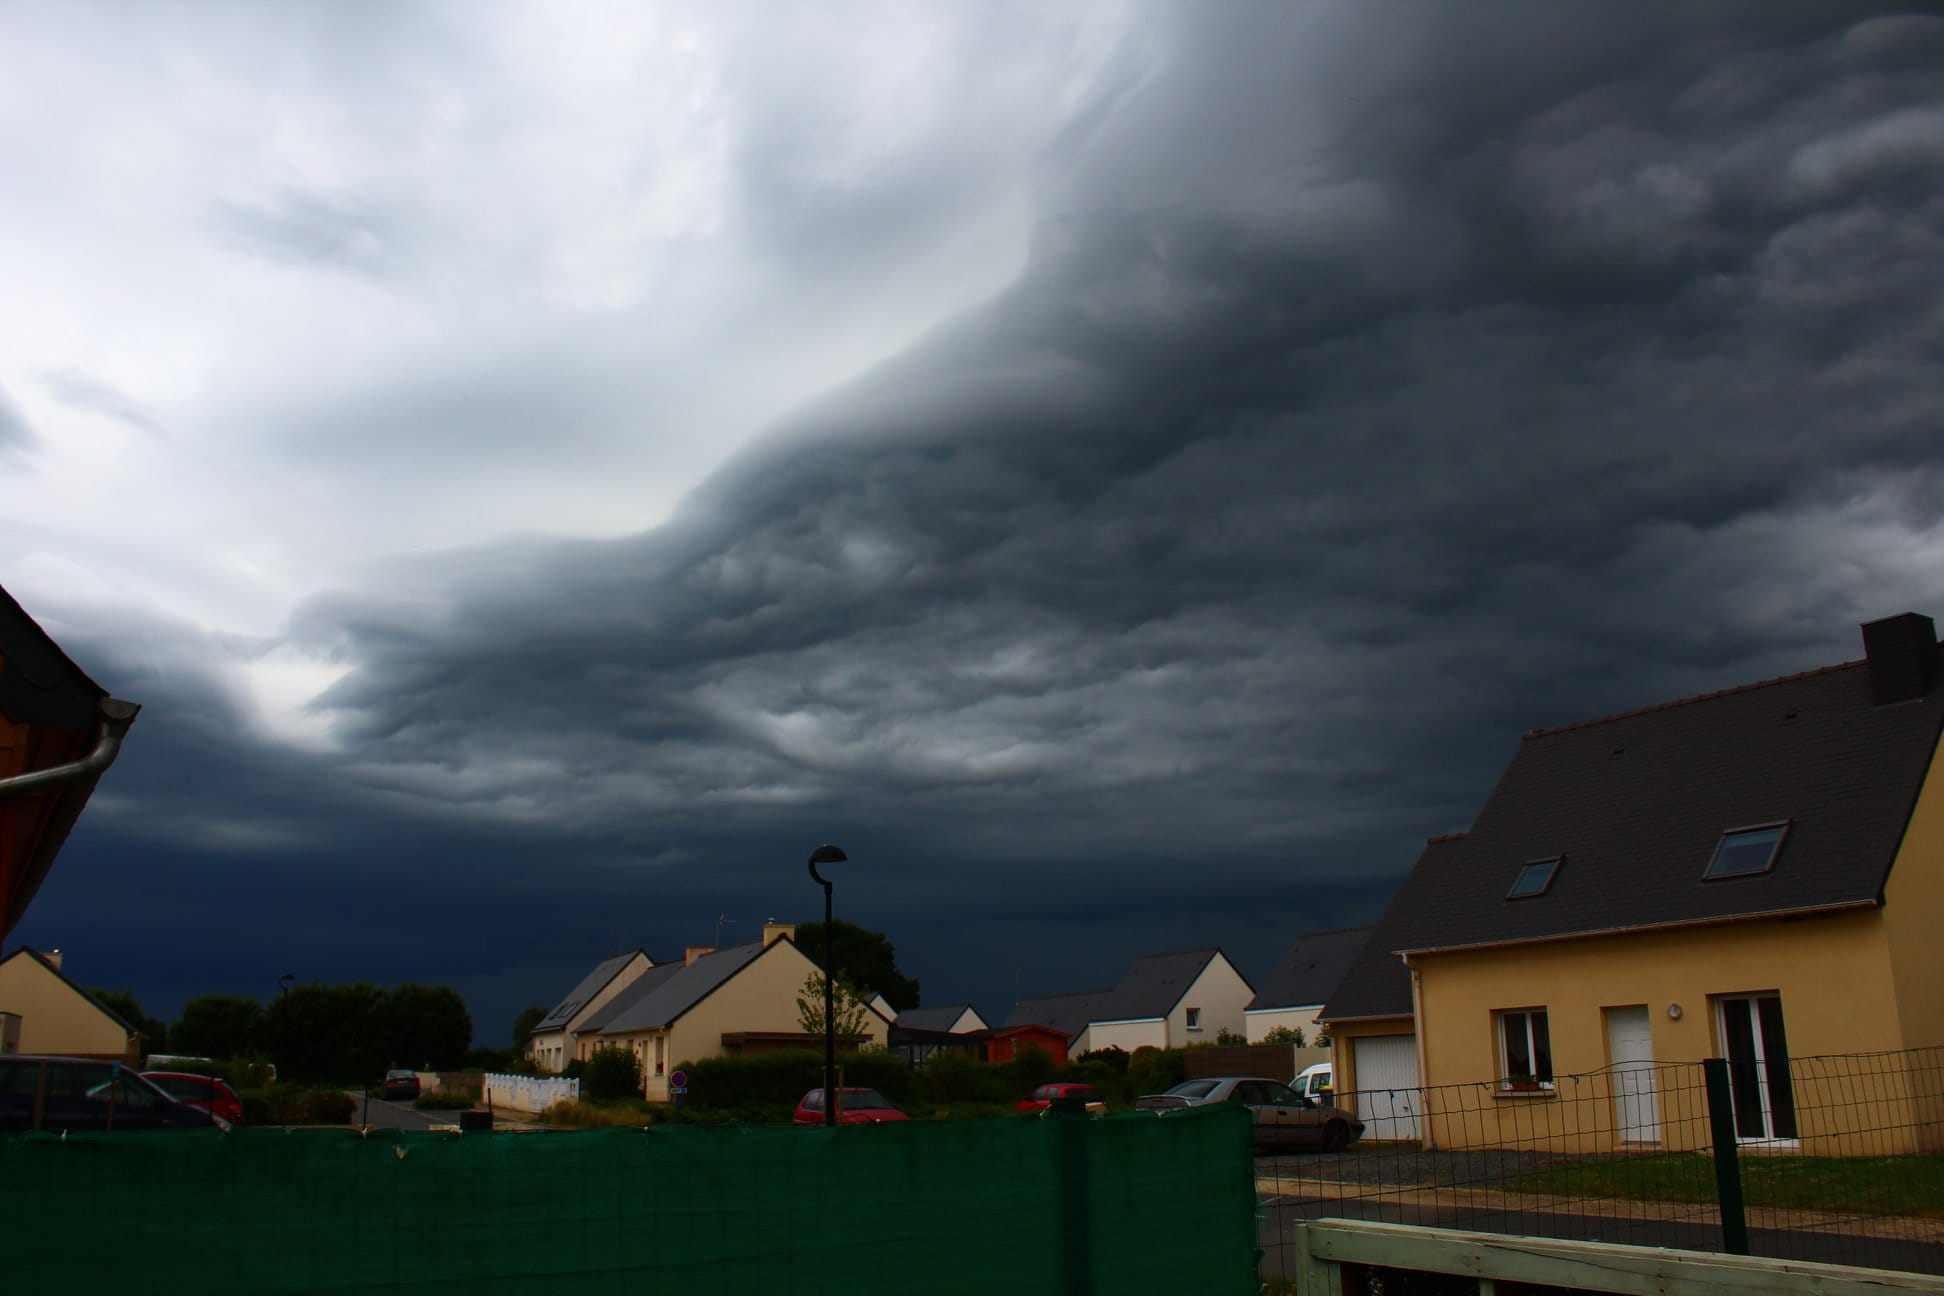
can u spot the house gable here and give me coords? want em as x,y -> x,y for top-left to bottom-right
0,947 -> 138,1058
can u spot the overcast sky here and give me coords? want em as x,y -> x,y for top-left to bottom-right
7,1 -> 1943,1044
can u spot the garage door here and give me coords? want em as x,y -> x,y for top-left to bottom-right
1352,1034 -> 1420,1141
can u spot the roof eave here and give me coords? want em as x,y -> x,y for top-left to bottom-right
1395,899 -> 1882,960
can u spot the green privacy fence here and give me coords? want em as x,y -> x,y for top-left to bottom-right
2,1106 -> 1258,1295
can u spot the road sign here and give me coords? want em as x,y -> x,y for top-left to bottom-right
669,1070 -> 687,1089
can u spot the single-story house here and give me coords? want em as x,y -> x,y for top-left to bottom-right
573,923 -> 888,1100
1244,926 -> 1370,1044
527,949 -> 655,1074
1003,948 -> 1254,1055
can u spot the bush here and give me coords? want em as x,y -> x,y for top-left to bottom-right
1261,1026 -> 1307,1046
1005,1042 -> 1058,1091
677,1049 -> 912,1113
414,1089 -> 479,1110
918,1050 -> 1013,1104
536,1099 -> 653,1128
1075,1047 -> 1129,1073
1127,1046 -> 1184,1097
582,1045 -> 644,1101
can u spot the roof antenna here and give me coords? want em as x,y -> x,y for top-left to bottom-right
715,914 -> 738,946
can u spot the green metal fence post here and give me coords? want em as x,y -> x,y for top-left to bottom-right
1702,1057 -> 1749,1255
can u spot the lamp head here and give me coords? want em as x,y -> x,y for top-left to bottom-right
807,843 -> 847,885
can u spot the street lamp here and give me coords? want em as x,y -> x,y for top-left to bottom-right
806,843 -> 848,1127
277,973 -> 294,1000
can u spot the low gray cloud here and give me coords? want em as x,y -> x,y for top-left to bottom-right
0,383 -> 35,456
18,3 -> 1944,1033
42,371 -> 166,437
212,187 -> 416,279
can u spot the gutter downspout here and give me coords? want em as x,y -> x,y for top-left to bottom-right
1404,952 -> 1434,1151
0,698 -> 140,798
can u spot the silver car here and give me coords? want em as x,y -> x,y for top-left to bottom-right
1135,1075 -> 1363,1152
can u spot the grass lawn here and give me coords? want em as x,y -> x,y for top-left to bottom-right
1511,1153 -> 1944,1217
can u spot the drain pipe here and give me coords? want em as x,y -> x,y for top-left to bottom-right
0,698 -> 140,798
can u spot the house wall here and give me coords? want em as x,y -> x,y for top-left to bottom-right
1880,734 -> 1944,1150
1166,956 -> 1253,1047
0,956 -> 133,1059
987,1027 -> 1068,1067
1085,1019 -> 1166,1054
1882,734 -> 1944,1051
528,955 -> 656,1075
1412,910 -> 1911,1153
1245,1003 -> 1324,1043
651,943 -> 887,1101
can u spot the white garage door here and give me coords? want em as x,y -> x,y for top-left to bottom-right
1352,1034 -> 1421,1141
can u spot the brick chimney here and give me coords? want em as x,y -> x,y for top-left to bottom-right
684,945 -> 715,967
763,921 -> 796,946
1861,613 -> 1938,706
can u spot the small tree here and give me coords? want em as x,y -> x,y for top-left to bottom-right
581,1045 -> 643,1102
794,973 -> 876,1039
1261,1025 -> 1307,1047
1213,1027 -> 1248,1046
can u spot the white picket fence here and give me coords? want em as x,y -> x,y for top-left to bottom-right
483,1072 -> 579,1115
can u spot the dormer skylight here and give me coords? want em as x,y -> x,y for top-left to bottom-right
1705,823 -> 1788,879
1507,856 -> 1561,899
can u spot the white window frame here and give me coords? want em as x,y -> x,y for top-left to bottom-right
1495,1008 -> 1554,1089
1712,992 -> 1798,1146
1185,1007 -> 1202,1031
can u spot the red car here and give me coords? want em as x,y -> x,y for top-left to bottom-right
141,1071 -> 245,1126
1016,1082 -> 1107,1116
792,1087 -> 910,1126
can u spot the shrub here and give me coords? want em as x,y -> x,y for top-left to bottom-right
1213,1027 -> 1248,1046
414,1089 -> 479,1111
917,1050 -> 1012,1104
1004,1042 -> 1058,1091
1261,1026 -> 1307,1046
294,1088 -> 355,1124
677,1049 -> 911,1112
1127,1046 -> 1184,1097
582,1045 -> 644,1101
537,1099 -> 653,1128
1075,1046 -> 1129,1073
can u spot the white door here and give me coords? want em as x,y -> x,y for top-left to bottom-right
1604,1005 -> 1660,1144
1352,1034 -> 1420,1140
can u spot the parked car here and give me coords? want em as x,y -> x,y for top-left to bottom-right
792,1087 -> 910,1126
142,1071 -> 245,1125
1017,1082 -> 1107,1116
1135,1075 -> 1363,1152
376,1069 -> 421,1101
0,1056 -> 226,1132
1293,1061 -> 1333,1101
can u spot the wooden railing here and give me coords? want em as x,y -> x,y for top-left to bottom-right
1287,1219 -> 1944,1294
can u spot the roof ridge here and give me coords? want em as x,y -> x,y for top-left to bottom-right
1522,657 -> 1865,740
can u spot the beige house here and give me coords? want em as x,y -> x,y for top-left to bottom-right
1004,948 -> 1256,1055
0,947 -> 141,1060
573,923 -> 888,1100
1324,612 -> 1944,1154
527,949 -> 655,1074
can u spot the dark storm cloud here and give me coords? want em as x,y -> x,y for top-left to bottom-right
22,4 -> 1944,1028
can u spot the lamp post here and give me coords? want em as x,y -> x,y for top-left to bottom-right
278,972 -> 294,1000
806,843 -> 848,1127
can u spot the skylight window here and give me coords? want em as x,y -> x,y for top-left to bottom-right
1507,857 -> 1561,899
1706,823 -> 1788,879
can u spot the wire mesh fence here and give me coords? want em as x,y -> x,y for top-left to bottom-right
1257,1045 -> 1944,1284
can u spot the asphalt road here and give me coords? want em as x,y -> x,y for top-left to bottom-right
343,1091 -> 455,1132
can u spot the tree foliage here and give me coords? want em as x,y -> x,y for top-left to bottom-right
171,994 -> 266,1058
794,972 -> 877,1039
251,981 -> 475,1084
581,1044 -> 643,1101
91,988 -> 167,1050
792,919 -> 919,1011
1261,1025 -> 1307,1046
511,1004 -> 547,1051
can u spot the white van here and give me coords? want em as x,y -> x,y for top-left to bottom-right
1294,1061 -> 1333,1100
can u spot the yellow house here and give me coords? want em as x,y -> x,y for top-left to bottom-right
1323,613 -> 1944,1155
572,923 -> 888,1100
0,947 -> 142,1060
526,949 -> 655,1074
